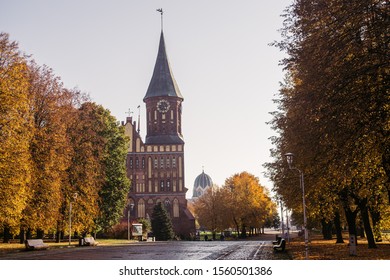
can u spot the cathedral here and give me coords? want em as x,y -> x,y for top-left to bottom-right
123,29 -> 195,237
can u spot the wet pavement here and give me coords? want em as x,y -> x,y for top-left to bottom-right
0,232 -> 293,260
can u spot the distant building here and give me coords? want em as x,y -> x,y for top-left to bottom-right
123,29 -> 195,237
192,169 -> 213,199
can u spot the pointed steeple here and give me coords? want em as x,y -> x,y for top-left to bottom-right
143,31 -> 183,101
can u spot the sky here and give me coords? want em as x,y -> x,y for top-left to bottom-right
1,0 -> 291,197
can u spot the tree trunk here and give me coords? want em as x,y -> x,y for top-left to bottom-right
240,225 -> 247,239
233,217 -> 240,238
343,205 -> 358,245
26,228 -> 32,239
19,228 -> 26,244
360,205 -> 377,249
3,225 -> 11,243
37,229 -> 44,239
358,219 -> 365,238
321,219 -> 333,240
369,206 -> 383,242
334,211 -> 344,243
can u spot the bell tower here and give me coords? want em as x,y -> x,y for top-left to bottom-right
123,10 -> 195,237
144,31 -> 184,145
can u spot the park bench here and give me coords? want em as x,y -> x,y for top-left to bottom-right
25,239 -> 49,250
82,237 -> 98,246
273,238 -> 286,252
272,236 -> 282,245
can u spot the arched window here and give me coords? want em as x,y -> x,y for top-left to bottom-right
137,199 -> 145,218
160,180 -> 164,191
173,199 -> 179,218
166,180 -> 171,191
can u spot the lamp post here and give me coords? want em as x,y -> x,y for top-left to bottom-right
279,198 -> 285,237
285,153 -> 309,260
69,193 -> 78,246
127,203 -> 134,240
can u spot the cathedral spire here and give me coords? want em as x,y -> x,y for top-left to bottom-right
143,13 -> 183,101
157,8 -> 163,31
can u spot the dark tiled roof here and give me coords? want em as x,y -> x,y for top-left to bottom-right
144,31 -> 183,101
145,134 -> 184,145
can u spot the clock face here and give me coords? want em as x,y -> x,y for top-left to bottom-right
157,99 -> 170,113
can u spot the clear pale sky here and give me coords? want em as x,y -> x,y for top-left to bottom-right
1,0 -> 291,197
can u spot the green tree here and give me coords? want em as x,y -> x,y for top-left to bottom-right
151,202 -> 174,241
65,102 -> 130,236
0,33 -> 33,242
95,107 -> 130,233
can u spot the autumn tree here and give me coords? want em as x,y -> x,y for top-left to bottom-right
193,185 -> 230,239
66,102 -> 128,236
223,172 -> 275,238
21,63 -> 72,241
0,33 -> 33,242
266,0 -> 389,248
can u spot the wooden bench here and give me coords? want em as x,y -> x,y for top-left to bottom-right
82,237 -> 98,246
273,238 -> 286,252
25,239 -> 49,250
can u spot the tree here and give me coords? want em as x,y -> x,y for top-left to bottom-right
22,63 -> 71,240
66,102 -> 129,236
266,0 -> 389,248
193,186 -> 229,239
224,172 -> 275,238
0,33 -> 33,242
95,106 -> 130,233
151,202 -> 174,241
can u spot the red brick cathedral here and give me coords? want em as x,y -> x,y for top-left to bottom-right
123,30 -> 195,237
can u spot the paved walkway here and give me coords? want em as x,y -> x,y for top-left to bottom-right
0,231 -> 295,260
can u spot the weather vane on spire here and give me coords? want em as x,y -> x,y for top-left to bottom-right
156,8 -> 163,31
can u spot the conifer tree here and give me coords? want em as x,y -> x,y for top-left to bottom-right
151,202 -> 174,241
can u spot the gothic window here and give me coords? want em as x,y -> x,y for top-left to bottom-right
160,180 -> 164,191
136,158 -> 139,168
166,180 -> 171,191
160,157 -> 164,168
137,199 -> 145,218
129,158 -> 133,169
172,157 -> 176,168
173,199 -> 179,218
154,158 -> 158,169
142,158 -> 145,169
166,157 -> 170,168
164,199 -> 171,215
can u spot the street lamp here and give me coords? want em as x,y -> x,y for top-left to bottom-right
278,197 -> 285,237
128,203 -> 134,240
69,192 -> 78,246
285,153 -> 309,260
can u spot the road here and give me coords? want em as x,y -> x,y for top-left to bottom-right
0,239 -> 279,260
